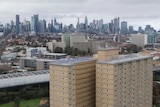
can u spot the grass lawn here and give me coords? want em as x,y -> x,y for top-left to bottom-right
0,102 -> 14,107
0,98 -> 41,107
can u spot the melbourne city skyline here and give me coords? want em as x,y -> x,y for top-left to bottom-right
0,0 -> 160,30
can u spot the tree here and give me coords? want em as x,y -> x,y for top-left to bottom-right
153,82 -> 160,106
130,44 -> 138,53
87,48 -> 91,54
54,47 -> 63,53
72,48 -> 78,56
19,88 -> 26,99
14,97 -> 20,107
125,44 -> 142,54
64,47 -> 73,55
82,51 -> 86,56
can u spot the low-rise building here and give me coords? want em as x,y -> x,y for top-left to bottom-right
73,40 -> 105,54
19,53 -> 67,70
47,33 -> 88,52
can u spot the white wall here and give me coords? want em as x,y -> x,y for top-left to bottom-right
131,34 -> 147,47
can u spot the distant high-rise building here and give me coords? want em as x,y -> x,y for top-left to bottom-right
145,25 -> 153,34
54,18 -> 57,25
24,20 -> 30,33
129,26 -> 134,34
113,17 -> 120,34
76,17 -> 80,30
16,15 -> 20,34
121,21 -> 128,35
31,14 -> 39,33
138,27 -> 144,34
98,19 -> 103,30
51,19 -> 54,33
11,20 -> 14,29
19,22 -> 24,33
84,16 -> 88,29
39,19 -> 46,33
109,22 -> 113,34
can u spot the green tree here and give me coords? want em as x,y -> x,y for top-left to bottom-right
55,47 -> 63,53
87,48 -> 91,54
72,48 -> 78,56
14,96 -> 20,107
82,51 -> 86,56
64,47 -> 73,55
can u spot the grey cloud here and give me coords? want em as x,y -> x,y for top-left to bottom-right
0,0 -> 160,30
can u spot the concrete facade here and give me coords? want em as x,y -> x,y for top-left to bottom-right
26,47 -> 47,57
50,58 -> 96,107
49,47 -> 153,107
19,53 -> 67,70
73,40 -> 105,54
96,48 -> 153,107
47,40 -> 66,52
69,34 -> 87,47
131,34 -> 148,47
47,33 -> 88,52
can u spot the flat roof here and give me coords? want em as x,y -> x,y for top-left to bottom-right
40,52 -> 67,56
97,54 -> 152,64
51,57 -> 95,66
20,57 -> 56,62
36,58 -> 56,62
98,47 -> 119,51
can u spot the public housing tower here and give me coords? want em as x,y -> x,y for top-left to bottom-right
50,47 -> 153,107
96,48 -> 152,107
50,57 -> 96,107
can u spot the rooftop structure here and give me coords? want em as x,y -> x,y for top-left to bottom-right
35,52 -> 67,59
98,47 -> 119,51
98,54 -> 152,64
51,57 -> 94,66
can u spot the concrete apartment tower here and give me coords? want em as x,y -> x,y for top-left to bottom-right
50,57 -> 96,107
49,47 -> 153,107
96,47 -> 153,107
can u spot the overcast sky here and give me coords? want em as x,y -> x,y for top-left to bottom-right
0,0 -> 160,30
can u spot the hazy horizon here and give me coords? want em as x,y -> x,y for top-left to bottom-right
1,0 -> 160,30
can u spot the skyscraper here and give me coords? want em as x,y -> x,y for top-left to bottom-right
84,16 -> 88,29
98,19 -> 103,30
129,26 -> 134,34
39,19 -> 46,33
31,14 -> 39,33
113,17 -> 120,34
121,21 -> 128,35
16,15 -> 20,34
24,20 -> 30,33
109,21 -> 114,34
51,19 -> 54,33
138,27 -> 144,34
54,18 -> 57,26
76,17 -> 80,30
